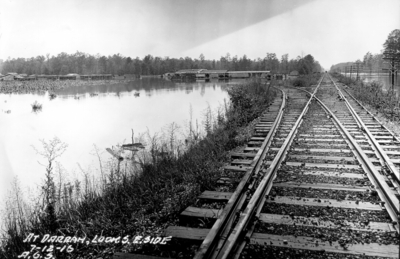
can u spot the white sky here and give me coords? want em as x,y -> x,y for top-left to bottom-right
0,0 -> 399,69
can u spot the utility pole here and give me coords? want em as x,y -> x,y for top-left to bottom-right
349,65 -> 352,80
356,62 -> 359,81
383,50 -> 400,94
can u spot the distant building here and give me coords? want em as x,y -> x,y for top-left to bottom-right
37,75 -> 58,80
175,69 -> 207,75
92,74 -> 112,80
14,75 -> 26,81
58,73 -> 80,80
80,74 -> 112,80
66,73 -> 80,79
288,70 -> 299,79
59,75 -> 77,80
169,69 -> 274,80
2,73 -> 17,80
28,75 -> 37,80
172,69 -> 207,80
274,73 -> 286,80
229,71 -> 270,79
196,70 -> 228,79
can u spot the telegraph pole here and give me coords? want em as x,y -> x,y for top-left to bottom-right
349,65 -> 352,80
383,50 -> 400,94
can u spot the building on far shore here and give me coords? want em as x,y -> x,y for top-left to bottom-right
172,69 -> 207,80
169,69 -> 273,80
1,73 -> 18,81
27,74 -> 37,80
80,74 -> 113,80
196,70 -> 229,79
288,70 -> 299,79
229,71 -> 271,79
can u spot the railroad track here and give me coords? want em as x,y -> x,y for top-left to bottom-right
114,74 -> 399,259
334,77 -> 400,187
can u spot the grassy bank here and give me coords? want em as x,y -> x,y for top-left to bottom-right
0,79 -> 277,259
332,72 -> 400,122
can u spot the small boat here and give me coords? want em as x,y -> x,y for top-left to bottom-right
106,148 -> 123,161
122,143 -> 145,151
134,92 -> 140,97
123,147 -> 139,152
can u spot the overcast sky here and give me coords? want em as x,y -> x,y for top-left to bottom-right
0,0 -> 399,69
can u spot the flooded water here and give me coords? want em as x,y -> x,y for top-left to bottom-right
0,78 -> 237,226
359,73 -> 400,96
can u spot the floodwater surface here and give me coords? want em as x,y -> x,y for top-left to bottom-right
360,73 -> 400,96
0,78 -> 236,225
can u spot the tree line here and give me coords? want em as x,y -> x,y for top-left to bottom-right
1,52 -> 322,76
330,29 -> 400,73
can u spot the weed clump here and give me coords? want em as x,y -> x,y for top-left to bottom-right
290,74 -> 320,88
31,101 -> 42,112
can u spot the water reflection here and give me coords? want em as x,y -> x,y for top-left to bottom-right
51,78 -> 233,100
360,73 -> 400,95
0,78 -> 235,223
54,78 -> 198,96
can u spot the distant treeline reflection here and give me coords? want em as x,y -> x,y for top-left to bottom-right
55,78 -> 226,97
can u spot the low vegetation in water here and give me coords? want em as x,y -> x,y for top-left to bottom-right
49,93 -> 57,100
0,79 -> 277,258
31,101 -> 42,112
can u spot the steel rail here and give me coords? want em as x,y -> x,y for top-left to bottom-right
208,85 -> 287,258
298,85 -> 399,232
328,74 -> 400,185
339,83 -> 400,186
214,75 -> 325,259
332,76 -> 400,194
341,86 -> 400,144
193,85 -> 287,259
227,82 -> 398,259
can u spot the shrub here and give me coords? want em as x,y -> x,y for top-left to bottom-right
31,101 -> 42,112
292,78 -> 307,87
